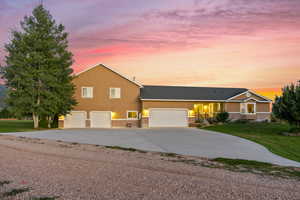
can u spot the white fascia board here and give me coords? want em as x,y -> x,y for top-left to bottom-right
140,99 -> 226,102
227,90 -> 249,101
247,90 -> 273,102
227,90 -> 272,102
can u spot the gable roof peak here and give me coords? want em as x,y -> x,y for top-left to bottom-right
76,63 -> 143,88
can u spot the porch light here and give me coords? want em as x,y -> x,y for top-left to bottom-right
58,115 -> 65,120
143,109 -> 149,117
111,112 -> 116,119
188,110 -> 194,117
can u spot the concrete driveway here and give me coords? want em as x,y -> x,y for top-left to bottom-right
2,128 -> 300,167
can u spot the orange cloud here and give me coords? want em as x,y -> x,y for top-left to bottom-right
254,88 -> 282,101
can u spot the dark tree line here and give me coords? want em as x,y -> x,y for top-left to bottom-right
273,81 -> 300,129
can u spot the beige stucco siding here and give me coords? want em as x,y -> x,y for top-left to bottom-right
73,65 -> 141,119
142,101 -> 195,110
226,102 -> 270,112
256,103 -> 271,112
225,103 -> 240,112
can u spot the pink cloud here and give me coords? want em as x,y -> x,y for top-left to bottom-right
1,0 -> 300,89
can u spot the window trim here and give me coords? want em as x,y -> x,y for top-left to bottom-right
127,110 -> 139,120
240,102 -> 256,115
109,87 -> 121,99
81,87 -> 93,98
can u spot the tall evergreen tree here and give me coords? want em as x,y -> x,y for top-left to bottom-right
1,5 -> 76,128
273,81 -> 300,128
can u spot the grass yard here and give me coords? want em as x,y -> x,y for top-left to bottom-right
202,122 -> 300,163
0,120 -> 35,133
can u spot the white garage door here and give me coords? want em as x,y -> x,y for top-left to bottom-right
149,109 -> 188,127
90,111 -> 111,128
64,111 -> 86,128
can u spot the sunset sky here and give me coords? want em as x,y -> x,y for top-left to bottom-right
1,0 -> 300,99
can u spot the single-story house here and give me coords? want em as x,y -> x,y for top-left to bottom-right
59,64 -> 272,128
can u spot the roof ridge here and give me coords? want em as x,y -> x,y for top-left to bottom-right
142,85 -> 248,90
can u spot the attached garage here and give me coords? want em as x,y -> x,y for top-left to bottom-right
90,111 -> 111,128
149,108 -> 188,127
64,111 -> 86,128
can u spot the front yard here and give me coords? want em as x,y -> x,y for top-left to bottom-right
0,120 -> 35,133
0,135 -> 299,199
202,122 -> 300,162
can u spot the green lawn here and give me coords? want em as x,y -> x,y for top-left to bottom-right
202,122 -> 300,162
0,120 -> 36,133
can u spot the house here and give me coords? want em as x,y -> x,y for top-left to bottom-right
59,64 -> 272,128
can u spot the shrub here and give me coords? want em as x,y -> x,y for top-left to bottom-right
206,117 -> 217,124
289,127 -> 300,134
271,113 -> 280,123
0,107 -> 14,119
195,118 -> 203,123
232,119 -> 249,124
215,112 -> 229,123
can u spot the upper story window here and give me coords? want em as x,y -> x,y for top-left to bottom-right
110,88 -> 121,99
240,103 -> 256,114
82,87 -> 93,98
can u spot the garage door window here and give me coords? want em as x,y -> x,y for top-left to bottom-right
127,111 -> 138,119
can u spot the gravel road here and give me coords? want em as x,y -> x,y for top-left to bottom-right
0,135 -> 299,200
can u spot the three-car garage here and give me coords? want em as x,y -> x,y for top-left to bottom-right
63,108 -> 189,128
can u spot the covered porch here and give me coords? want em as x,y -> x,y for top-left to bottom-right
192,103 -> 225,120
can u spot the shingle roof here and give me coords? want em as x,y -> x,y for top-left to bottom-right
140,85 -> 248,101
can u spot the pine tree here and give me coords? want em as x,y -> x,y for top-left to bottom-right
273,81 -> 300,128
2,5 -> 76,128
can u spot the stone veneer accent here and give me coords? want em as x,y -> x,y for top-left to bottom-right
228,113 -> 241,120
256,113 -> 271,122
58,120 -> 64,128
86,119 -> 91,128
112,120 -> 140,128
141,117 -> 149,128
188,117 -> 196,123
229,113 -> 271,121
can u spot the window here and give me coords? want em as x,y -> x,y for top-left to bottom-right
110,88 -> 121,99
240,103 -> 256,114
127,111 -> 138,119
82,87 -> 93,98
247,104 -> 255,114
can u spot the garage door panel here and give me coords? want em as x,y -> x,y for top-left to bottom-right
90,111 -> 111,128
149,109 -> 188,127
64,111 -> 86,128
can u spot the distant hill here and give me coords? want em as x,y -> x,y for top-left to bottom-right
0,85 -> 6,109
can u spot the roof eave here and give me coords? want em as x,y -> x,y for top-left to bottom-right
140,98 -> 227,102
